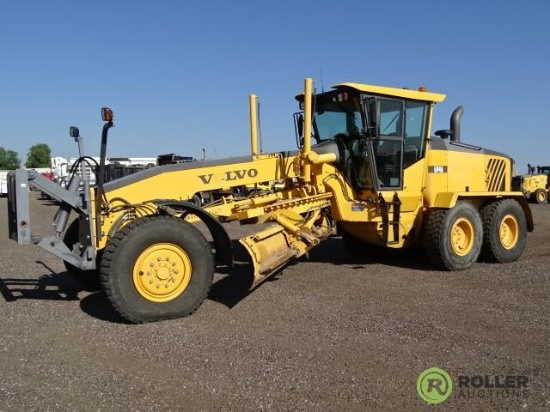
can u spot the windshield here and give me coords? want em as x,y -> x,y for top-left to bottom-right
313,98 -> 363,142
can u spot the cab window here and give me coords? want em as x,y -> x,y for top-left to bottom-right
375,99 -> 404,189
403,101 -> 428,168
313,100 -> 363,142
379,100 -> 404,136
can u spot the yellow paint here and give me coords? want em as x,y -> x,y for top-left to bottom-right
85,77 -> 533,288
301,78 -> 313,183
333,82 -> 446,102
132,243 -> 192,302
307,151 -> 338,164
450,217 -> 475,256
519,174 -> 548,198
499,214 -> 519,250
104,154 -> 297,206
249,94 -> 259,156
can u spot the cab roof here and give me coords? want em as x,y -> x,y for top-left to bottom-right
333,82 -> 446,103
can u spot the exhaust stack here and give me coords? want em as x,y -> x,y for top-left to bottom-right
249,94 -> 259,156
450,106 -> 463,142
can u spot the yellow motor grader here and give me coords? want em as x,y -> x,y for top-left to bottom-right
512,164 -> 549,204
7,78 -> 533,323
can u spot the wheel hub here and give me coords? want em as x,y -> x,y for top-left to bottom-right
451,217 -> 474,256
133,243 -> 192,302
499,214 -> 519,250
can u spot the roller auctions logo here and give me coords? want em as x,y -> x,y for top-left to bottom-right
416,367 -> 530,404
416,367 -> 453,404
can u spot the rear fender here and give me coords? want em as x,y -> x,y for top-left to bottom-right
509,195 -> 534,232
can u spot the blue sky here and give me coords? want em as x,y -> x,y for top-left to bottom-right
1,0 -> 549,174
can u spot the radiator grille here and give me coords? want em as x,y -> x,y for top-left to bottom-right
486,158 -> 506,191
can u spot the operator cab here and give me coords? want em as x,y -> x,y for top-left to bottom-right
295,83 -> 445,192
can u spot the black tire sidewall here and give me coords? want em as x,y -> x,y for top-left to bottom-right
534,189 -> 547,204
436,202 -> 483,270
102,217 -> 213,322
191,194 -> 202,207
481,199 -> 527,263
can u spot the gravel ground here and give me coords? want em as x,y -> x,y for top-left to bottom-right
0,192 -> 549,411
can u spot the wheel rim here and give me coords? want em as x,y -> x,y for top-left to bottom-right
538,191 -> 546,203
450,217 -> 475,256
133,243 -> 192,302
499,214 -> 519,250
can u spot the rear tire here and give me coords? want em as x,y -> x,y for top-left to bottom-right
425,201 -> 483,270
479,199 -> 527,263
63,218 -> 101,291
100,216 -> 214,323
532,188 -> 547,204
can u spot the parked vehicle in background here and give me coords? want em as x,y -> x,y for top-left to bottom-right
0,170 -> 8,196
512,163 -> 550,204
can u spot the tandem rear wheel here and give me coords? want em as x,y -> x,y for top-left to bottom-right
479,199 -> 527,263
425,199 -> 527,270
100,215 -> 214,323
426,201 -> 483,270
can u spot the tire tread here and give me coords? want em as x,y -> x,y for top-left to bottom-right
100,215 -> 214,323
480,199 -> 527,263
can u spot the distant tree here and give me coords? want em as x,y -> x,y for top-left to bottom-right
0,147 -> 21,170
25,143 -> 51,168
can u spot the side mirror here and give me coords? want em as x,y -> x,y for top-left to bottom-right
102,107 -> 114,122
297,114 -> 304,138
293,112 -> 304,148
69,126 -> 80,138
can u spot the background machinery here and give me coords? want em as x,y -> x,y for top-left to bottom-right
512,164 -> 549,204
0,170 -> 8,196
7,78 -> 533,323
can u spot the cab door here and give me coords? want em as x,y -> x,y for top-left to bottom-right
372,98 -> 405,192
370,97 -> 427,245
400,100 -> 429,213
372,98 -> 428,212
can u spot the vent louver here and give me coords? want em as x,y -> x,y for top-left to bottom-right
486,158 -> 506,191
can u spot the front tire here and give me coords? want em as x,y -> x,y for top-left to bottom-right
188,194 -> 202,207
425,201 -> 483,270
100,216 -> 214,323
479,199 -> 527,263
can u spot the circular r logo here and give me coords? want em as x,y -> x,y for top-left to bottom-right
416,367 -> 453,404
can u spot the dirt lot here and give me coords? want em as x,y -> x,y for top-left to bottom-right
0,192 -> 548,411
